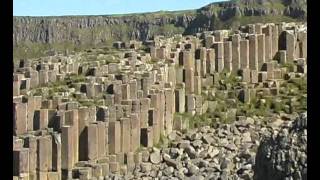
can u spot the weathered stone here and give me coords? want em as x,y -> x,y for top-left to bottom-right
109,121 -> 121,154
13,148 -> 29,176
257,34 -> 266,70
240,40 -> 249,69
13,102 -> 27,135
61,126 -> 74,170
37,135 -> 52,171
223,41 -> 232,72
213,42 -> 224,72
150,150 -> 161,164
263,25 -> 273,61
249,34 -> 258,70
120,118 -> 131,153
232,34 -> 241,73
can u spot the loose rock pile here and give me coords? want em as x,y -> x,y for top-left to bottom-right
104,112 -> 306,180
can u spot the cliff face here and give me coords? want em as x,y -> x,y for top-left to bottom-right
13,0 -> 307,47
13,14 -> 196,46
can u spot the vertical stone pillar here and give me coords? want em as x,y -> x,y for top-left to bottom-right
39,109 -> 49,130
164,88 -> 174,135
240,40 -> 249,69
213,42 -> 224,72
159,90 -> 165,138
13,148 -> 29,176
13,102 -> 27,135
121,84 -> 130,100
78,107 -> 89,161
297,31 -> 307,59
272,24 -> 279,58
26,98 -> 35,131
255,23 -> 263,34
206,49 -> 215,74
182,50 -> 194,70
232,34 -> 241,73
195,59 -> 201,76
25,71 -> 39,88
186,94 -> 196,115
52,133 -> 61,174
184,68 -> 194,94
130,113 -> 140,152
214,31 -> 223,41
86,83 -> 95,99
280,31 -> 296,62
223,41 -> 232,72
250,70 -> 259,84
65,109 -> 79,164
108,121 -> 121,154
249,34 -> 258,70
114,82 -> 123,104
263,25 -> 273,61
140,98 -> 150,128
240,68 -> 251,83
142,74 -> 152,97
194,74 -> 202,95
86,123 -> 98,160
97,122 -> 106,159
168,63 -> 176,86
13,81 -> 20,96
176,66 -> 184,84
148,109 -> 160,144
37,136 -> 52,172
120,118 -> 131,153
48,70 -> 57,83
61,126 -> 74,172
25,136 -> 37,177
199,47 -> 207,76
175,83 -> 185,113
129,79 -> 137,99
257,34 -> 266,70
13,148 -> 29,179
205,35 -> 215,48
247,24 -> 256,34
39,70 -> 49,85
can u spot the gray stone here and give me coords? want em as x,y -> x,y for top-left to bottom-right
150,151 -> 161,164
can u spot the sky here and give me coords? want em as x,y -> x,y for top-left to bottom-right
13,0 -> 228,16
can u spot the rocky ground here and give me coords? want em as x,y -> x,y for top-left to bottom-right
104,112 -> 307,180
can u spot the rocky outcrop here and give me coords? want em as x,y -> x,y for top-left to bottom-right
13,14 -> 196,46
13,0 -> 307,47
254,112 -> 307,180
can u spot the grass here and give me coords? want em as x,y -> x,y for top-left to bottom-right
282,62 -> 296,72
154,133 -> 169,148
78,99 -> 95,107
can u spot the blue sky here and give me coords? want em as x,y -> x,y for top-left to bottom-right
13,0 -> 227,16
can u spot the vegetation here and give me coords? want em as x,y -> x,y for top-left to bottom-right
154,133 -> 169,148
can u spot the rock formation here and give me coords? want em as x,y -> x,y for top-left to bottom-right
254,112 -> 307,180
13,21 -> 307,179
